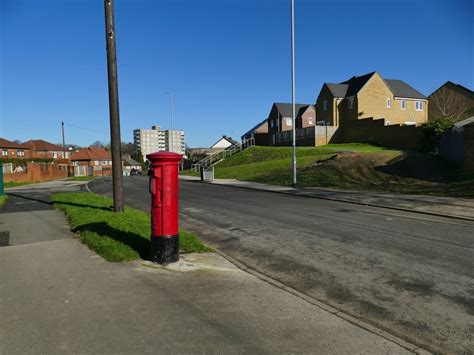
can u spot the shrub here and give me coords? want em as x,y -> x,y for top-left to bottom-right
421,117 -> 454,153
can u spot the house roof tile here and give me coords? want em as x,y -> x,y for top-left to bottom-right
123,156 -> 141,166
242,118 -> 268,138
385,79 -> 427,99
321,71 -> 426,100
274,103 -> 313,117
22,139 -> 64,151
0,138 -> 27,149
340,71 -> 376,96
70,147 -> 111,161
453,116 -> 474,128
325,83 -> 349,98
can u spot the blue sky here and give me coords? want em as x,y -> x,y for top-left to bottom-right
1,0 -> 473,147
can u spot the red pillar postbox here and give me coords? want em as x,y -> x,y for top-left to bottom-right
146,151 -> 182,264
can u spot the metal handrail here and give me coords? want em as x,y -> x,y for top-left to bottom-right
191,137 -> 255,172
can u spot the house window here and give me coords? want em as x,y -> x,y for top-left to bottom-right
102,160 -> 107,165
53,152 -> 57,158
386,98 -> 391,108
94,160 -> 99,166
415,101 -> 423,111
323,100 -> 327,111
17,150 -> 25,157
270,120 -> 274,128
2,149 -> 8,156
348,97 -> 354,109
308,117 -> 313,125
286,118 -> 293,126
401,100 -> 406,110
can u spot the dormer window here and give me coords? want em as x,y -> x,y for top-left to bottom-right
323,100 -> 327,111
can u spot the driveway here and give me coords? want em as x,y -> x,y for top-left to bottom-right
89,177 -> 474,354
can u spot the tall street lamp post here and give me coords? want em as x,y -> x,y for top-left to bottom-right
291,0 -> 296,188
165,91 -> 174,152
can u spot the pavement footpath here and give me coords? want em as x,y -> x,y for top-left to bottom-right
0,180 -> 427,354
180,175 -> 474,221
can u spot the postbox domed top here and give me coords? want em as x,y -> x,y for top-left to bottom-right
146,151 -> 182,163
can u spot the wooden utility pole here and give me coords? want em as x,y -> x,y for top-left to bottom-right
61,121 -> 66,159
104,0 -> 124,212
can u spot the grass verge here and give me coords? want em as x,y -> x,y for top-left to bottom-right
67,176 -> 98,181
4,181 -> 34,188
50,192 -> 212,262
0,195 -> 6,207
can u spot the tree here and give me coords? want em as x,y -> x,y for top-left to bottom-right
131,149 -> 147,172
421,117 -> 454,153
90,141 -> 106,148
121,142 -> 135,156
430,87 -> 473,123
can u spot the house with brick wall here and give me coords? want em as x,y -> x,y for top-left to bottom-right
267,103 -> 316,145
428,81 -> 474,122
316,72 -> 428,127
241,119 -> 269,145
22,139 -> 69,159
70,147 -> 112,176
0,138 -> 30,159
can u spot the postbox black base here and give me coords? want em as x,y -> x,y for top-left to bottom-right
151,234 -> 179,264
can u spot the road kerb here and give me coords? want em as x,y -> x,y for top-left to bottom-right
214,248 -> 430,354
179,176 -> 473,222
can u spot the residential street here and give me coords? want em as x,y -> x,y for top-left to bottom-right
89,176 -> 474,354
0,181 -> 417,354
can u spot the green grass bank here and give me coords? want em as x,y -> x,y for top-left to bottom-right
183,144 -> 473,198
50,192 -> 212,262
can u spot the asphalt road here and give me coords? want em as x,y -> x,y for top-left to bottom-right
90,177 -> 474,354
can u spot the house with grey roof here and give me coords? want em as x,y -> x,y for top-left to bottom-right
266,103 -> 315,142
316,71 -> 428,126
428,81 -> 474,122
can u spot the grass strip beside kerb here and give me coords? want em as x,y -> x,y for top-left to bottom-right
67,176 -> 98,181
0,195 -> 6,207
4,181 -> 34,188
50,192 -> 212,262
